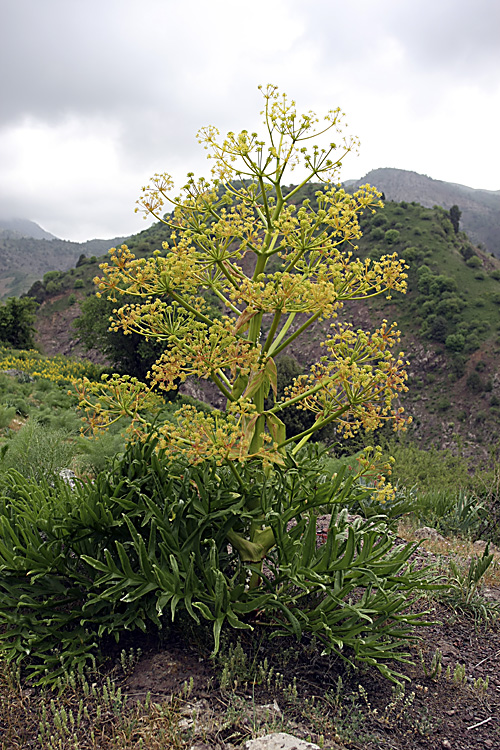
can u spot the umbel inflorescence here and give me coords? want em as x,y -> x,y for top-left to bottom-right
76,84 -> 410,472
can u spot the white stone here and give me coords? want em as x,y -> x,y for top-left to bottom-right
244,732 -> 320,750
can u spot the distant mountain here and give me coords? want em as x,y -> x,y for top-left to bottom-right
0,231 -> 127,300
0,217 -> 57,240
344,168 -> 500,258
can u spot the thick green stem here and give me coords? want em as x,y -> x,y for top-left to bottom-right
267,313 -> 296,356
248,413 -> 265,455
225,459 -> 246,491
216,259 -> 240,290
168,289 -> 213,326
280,403 -> 352,450
270,310 -> 322,359
210,284 -> 240,314
211,372 -> 234,401
268,377 -> 330,414
261,310 -> 282,357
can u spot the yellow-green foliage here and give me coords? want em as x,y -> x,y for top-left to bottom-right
77,85 -> 410,472
0,349 -> 99,384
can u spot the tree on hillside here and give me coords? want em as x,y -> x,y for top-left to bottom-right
449,204 -> 461,233
0,297 -> 38,349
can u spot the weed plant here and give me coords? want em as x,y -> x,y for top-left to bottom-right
439,546 -> 500,624
0,418 -> 77,481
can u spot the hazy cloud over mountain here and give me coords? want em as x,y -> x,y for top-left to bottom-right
0,0 -> 498,241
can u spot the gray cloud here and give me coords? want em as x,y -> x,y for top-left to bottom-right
387,0 -> 500,81
0,0 -> 498,240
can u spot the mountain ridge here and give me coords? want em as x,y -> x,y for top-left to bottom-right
345,167 -> 500,257
0,217 -> 57,241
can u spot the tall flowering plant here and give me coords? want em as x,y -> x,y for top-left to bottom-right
76,85 -> 410,574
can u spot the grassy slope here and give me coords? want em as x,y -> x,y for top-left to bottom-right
353,201 -> 500,454
0,234 -> 130,299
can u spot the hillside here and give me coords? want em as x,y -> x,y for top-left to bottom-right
345,168 -> 500,258
28,196 -> 500,459
0,232 -> 128,299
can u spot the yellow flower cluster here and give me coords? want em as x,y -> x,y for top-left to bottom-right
96,243 -> 202,302
82,85 -> 412,466
0,350 -> 96,384
75,374 -> 164,435
151,400 -> 281,466
281,321 -> 411,438
148,315 -> 262,392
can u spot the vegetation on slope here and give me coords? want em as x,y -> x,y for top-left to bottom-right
345,167 -> 500,258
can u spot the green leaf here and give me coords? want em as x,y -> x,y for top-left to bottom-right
266,413 -> 286,446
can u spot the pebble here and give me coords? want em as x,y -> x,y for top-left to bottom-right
441,740 -> 452,749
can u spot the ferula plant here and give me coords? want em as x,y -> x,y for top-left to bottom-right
76,84 -> 410,577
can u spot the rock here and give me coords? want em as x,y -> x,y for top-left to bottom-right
414,526 -> 445,542
473,540 -> 498,554
244,733 -> 321,750
59,468 -> 77,488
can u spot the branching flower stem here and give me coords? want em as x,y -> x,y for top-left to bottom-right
79,84 -> 411,577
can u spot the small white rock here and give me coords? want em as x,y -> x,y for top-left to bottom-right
244,732 -> 320,750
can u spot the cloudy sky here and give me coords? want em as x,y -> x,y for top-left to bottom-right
1,0 -> 499,242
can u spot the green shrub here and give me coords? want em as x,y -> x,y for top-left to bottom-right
12,398 -> 29,417
466,371 -> 483,392
464,334 -> 481,353
0,405 -> 15,430
74,431 -> 126,476
45,281 -> 60,295
386,442 -> 470,492
402,246 -> 423,263
370,227 -> 385,241
445,333 -> 465,352
372,214 -> 388,227
412,489 -> 487,540
384,229 -> 400,245
436,397 -> 451,412
0,419 -> 77,481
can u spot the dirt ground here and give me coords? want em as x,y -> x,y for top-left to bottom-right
120,599 -> 500,750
